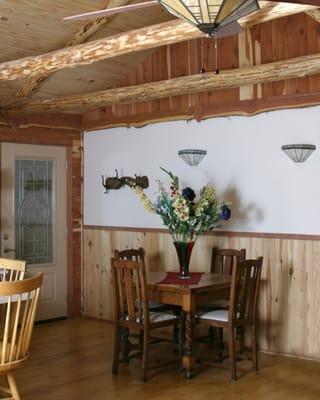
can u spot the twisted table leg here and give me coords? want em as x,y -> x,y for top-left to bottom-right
183,311 -> 194,379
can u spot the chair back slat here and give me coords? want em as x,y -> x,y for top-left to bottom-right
2,298 -> 11,364
117,269 -> 125,317
111,258 -> 148,324
0,273 -> 42,368
211,248 -> 246,275
0,258 -> 26,282
229,257 -> 263,323
124,268 -> 136,320
134,269 -> 143,323
8,297 -> 21,362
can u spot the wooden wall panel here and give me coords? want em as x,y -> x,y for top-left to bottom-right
83,227 -> 320,360
83,13 -> 320,130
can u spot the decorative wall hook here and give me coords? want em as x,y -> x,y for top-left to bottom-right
102,169 -> 149,193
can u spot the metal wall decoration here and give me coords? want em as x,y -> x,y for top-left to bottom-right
102,169 -> 149,193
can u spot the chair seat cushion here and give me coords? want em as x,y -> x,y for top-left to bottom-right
198,299 -> 229,311
200,309 -> 228,322
135,300 -> 174,312
148,301 -> 173,311
149,311 -> 178,324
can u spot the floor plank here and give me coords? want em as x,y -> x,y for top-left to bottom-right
10,318 -> 320,400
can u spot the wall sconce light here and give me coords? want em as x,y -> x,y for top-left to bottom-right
281,144 -> 316,163
178,149 -> 207,166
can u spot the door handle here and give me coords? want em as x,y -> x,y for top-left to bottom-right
3,248 -> 15,254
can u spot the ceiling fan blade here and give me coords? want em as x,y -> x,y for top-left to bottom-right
214,21 -> 243,38
266,0 -> 320,5
63,0 -> 159,21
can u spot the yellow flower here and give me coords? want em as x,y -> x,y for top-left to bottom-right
202,187 -> 215,201
133,186 -> 156,213
172,196 -> 190,221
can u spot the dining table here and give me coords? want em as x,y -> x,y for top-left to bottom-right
147,271 -> 232,379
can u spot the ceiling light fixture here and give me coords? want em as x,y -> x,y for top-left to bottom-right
178,149 -> 207,166
281,144 -> 316,163
158,0 -> 260,36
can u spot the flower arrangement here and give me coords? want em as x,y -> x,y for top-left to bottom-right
132,168 -> 231,242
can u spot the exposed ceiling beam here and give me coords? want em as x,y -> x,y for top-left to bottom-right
16,0 -> 132,99
239,1 -> 317,27
0,20 -> 204,82
0,2 -> 317,83
305,8 -> 320,22
5,52 -> 320,116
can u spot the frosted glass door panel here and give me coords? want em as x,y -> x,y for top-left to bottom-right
14,160 -> 54,265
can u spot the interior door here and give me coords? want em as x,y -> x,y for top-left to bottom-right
1,143 -> 68,320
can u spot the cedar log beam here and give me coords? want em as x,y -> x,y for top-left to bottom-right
240,1 -> 317,27
5,52 -> 320,116
306,8 -> 320,22
0,20 -> 204,81
83,92 -> 320,130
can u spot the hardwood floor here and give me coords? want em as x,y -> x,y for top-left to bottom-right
10,318 -> 320,399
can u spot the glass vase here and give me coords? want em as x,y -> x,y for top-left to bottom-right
173,240 -> 195,279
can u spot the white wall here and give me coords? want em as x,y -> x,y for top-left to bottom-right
84,106 -> 320,234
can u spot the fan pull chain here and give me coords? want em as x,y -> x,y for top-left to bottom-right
200,38 -> 205,74
215,36 -> 220,75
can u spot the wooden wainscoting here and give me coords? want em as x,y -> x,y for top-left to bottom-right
83,226 -> 320,360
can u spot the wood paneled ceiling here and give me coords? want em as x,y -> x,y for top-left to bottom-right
0,0 -> 173,107
1,0 -> 320,117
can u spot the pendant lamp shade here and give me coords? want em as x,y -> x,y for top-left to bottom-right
158,0 -> 260,36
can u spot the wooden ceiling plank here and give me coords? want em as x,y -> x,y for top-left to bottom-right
16,0 -> 132,99
240,1 -> 318,27
5,52 -> 320,116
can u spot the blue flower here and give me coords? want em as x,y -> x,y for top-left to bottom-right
220,204 -> 231,221
181,187 -> 196,202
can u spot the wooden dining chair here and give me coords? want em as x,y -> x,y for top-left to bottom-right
201,248 -> 246,309
0,273 -> 43,399
211,248 -> 246,275
198,248 -> 246,351
0,258 -> 27,329
0,258 -> 27,282
199,257 -> 263,380
111,257 -> 180,381
114,248 -> 175,312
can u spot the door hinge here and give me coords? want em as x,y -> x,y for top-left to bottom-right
65,160 -> 69,170
65,227 -> 69,237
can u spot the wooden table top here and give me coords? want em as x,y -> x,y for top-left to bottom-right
147,271 -> 232,294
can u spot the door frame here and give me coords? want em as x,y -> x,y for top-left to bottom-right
0,139 -> 75,318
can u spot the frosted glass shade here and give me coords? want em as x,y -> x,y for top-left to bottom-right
158,0 -> 259,36
281,144 -> 316,163
178,149 -> 207,166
